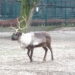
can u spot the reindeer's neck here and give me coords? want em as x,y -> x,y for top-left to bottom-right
16,32 -> 22,40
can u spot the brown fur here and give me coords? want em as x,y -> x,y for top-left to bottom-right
26,32 -> 54,62
12,31 -> 54,62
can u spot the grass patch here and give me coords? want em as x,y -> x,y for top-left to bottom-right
26,24 -> 63,32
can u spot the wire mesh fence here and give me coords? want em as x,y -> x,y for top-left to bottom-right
31,0 -> 75,26
0,0 -> 75,27
0,0 -> 21,20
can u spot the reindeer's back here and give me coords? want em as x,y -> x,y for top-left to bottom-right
34,31 -> 50,39
32,31 -> 51,45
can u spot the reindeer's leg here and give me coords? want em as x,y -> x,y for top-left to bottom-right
47,44 -> 54,60
27,48 -> 31,60
30,48 -> 34,62
43,47 -> 48,61
27,45 -> 34,62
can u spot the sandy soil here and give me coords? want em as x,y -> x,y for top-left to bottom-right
0,29 -> 75,75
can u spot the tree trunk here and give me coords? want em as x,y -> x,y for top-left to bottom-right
26,7 -> 35,27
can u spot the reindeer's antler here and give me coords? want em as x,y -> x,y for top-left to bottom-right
16,16 -> 27,30
17,18 -> 21,29
10,16 -> 27,32
9,23 -> 18,32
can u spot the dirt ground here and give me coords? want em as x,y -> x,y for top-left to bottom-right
0,27 -> 75,75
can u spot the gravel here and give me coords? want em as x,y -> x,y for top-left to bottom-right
0,27 -> 75,75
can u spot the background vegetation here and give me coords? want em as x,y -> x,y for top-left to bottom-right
17,0 -> 38,31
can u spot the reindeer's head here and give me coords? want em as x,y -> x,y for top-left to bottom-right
11,31 -> 22,40
11,17 -> 27,41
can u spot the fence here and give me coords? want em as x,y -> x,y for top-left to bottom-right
31,0 -> 75,26
0,0 -> 21,20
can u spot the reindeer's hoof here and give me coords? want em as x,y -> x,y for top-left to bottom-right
43,59 -> 46,62
52,58 -> 54,61
30,59 -> 33,62
30,61 -> 32,62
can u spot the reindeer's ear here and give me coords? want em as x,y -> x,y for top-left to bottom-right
17,32 -> 22,37
11,33 -> 17,40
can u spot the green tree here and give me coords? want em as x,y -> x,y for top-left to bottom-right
18,0 -> 38,30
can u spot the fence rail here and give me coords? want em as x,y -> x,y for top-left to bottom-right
31,0 -> 75,26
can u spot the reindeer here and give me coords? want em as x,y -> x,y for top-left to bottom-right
11,17 -> 54,62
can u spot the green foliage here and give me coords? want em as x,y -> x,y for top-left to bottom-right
17,0 -> 38,31
21,0 -> 30,18
20,0 -> 37,18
